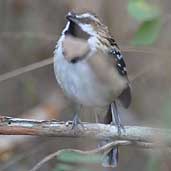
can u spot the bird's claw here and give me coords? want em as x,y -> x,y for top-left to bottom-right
72,114 -> 84,129
111,122 -> 125,136
117,123 -> 125,136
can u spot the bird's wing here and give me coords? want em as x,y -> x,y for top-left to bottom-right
108,39 -> 131,108
109,44 -> 127,76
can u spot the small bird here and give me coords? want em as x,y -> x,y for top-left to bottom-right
54,11 -> 131,168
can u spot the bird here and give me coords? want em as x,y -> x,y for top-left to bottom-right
54,11 -> 131,168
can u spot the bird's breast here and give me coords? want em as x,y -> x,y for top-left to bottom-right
54,40 -> 127,107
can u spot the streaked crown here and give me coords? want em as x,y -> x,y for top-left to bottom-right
65,11 -> 111,38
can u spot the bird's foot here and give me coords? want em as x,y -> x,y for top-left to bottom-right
111,122 -> 125,136
72,114 -> 84,129
117,123 -> 125,136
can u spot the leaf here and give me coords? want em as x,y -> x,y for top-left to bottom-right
54,164 -> 92,171
128,0 -> 161,21
54,164 -> 73,171
131,18 -> 162,45
58,151 -> 102,164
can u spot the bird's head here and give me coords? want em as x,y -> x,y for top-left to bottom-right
63,11 -> 110,40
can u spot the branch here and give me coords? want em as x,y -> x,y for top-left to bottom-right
1,115 -> 171,171
30,140 -> 171,171
0,115 -> 171,145
28,141 -> 135,171
0,58 -> 53,83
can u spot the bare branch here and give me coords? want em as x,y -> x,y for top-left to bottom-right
29,140 -> 171,171
29,141 -> 130,171
0,115 -> 171,145
0,58 -> 53,83
1,115 -> 171,170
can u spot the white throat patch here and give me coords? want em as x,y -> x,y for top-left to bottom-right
79,24 -> 96,36
62,21 -> 71,35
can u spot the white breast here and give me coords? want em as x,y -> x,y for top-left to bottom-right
54,36 -> 127,107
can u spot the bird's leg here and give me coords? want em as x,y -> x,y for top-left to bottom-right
111,102 -> 125,135
72,113 -> 83,129
71,105 -> 84,129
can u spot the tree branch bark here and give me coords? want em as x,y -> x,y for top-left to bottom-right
0,115 -> 171,145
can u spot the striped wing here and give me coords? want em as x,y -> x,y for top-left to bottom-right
108,39 -> 131,108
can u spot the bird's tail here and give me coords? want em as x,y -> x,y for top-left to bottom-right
98,140 -> 118,168
97,105 -> 119,168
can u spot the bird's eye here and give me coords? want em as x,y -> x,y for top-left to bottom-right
79,17 -> 91,24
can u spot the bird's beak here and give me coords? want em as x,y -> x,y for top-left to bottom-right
66,12 -> 78,23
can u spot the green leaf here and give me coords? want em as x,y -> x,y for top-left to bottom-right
54,164 -> 92,171
128,0 -> 161,21
131,18 -> 162,45
58,151 -> 102,164
54,164 -> 73,171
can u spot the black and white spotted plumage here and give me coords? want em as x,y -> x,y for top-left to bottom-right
107,38 -> 131,108
108,38 -> 127,76
110,48 -> 127,76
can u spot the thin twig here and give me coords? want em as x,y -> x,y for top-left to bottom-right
29,141 -> 130,171
0,58 -> 53,82
29,140 -> 171,171
0,38 -> 170,84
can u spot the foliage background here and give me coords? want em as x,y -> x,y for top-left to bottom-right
0,0 -> 171,171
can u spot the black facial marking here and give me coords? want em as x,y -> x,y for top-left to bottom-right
64,21 -> 76,36
70,57 -> 80,63
64,21 -> 90,40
